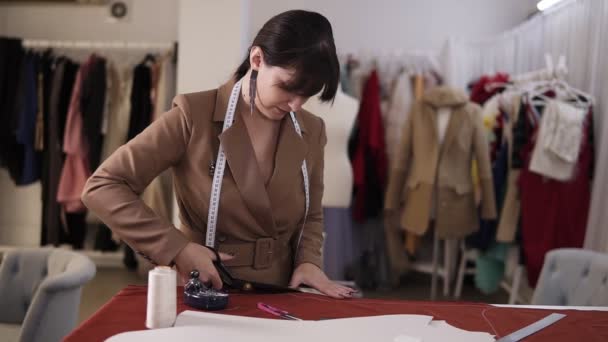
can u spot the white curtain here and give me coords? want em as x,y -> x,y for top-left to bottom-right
441,0 -> 608,253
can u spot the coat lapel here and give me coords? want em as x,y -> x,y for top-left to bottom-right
421,86 -> 469,157
214,79 -> 277,238
266,114 -> 308,210
440,106 -> 466,155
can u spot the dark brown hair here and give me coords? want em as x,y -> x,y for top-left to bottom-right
234,10 -> 340,103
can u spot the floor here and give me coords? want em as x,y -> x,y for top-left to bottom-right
78,267 -> 147,323
78,266 -> 509,323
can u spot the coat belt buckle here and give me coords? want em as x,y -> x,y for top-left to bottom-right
254,237 -> 274,269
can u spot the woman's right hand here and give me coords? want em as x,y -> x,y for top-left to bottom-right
173,242 -> 234,289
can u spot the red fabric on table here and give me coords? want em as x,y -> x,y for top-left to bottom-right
65,285 -> 608,342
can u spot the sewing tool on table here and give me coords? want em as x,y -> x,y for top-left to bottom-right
257,302 -> 303,321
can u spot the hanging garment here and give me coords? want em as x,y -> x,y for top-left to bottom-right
436,107 -> 451,144
429,107 -> 453,220
127,62 -> 153,140
62,211 -> 87,250
350,70 -> 388,222
469,73 -> 509,105
340,65 -> 353,98
34,59 -> 45,152
100,63 -> 133,160
15,53 -> 41,185
468,140 -> 509,251
384,86 -> 497,239
474,242 -> 510,294
402,74 -> 428,256
57,60 -> 79,144
479,95 -> 503,161
467,93 -> 516,293
383,210 -> 410,282
467,92 -> 510,250
41,58 -> 67,246
101,61 -> 112,136
39,52 -> 59,246
516,100 -> 593,286
57,57 -> 94,213
153,53 -> 176,121
49,59 -> 79,247
529,100 -> 586,181
149,57 -> 161,114
81,56 -> 107,171
0,38 -> 26,183
384,71 -> 413,170
413,74 -> 425,100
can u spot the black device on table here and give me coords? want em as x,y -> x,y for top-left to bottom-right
183,246 -> 300,311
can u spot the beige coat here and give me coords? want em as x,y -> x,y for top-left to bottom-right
82,79 -> 327,286
385,86 -> 497,239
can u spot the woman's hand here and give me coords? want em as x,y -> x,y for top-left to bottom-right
173,242 -> 234,289
289,263 -> 357,299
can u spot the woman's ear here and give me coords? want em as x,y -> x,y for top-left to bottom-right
249,46 -> 265,71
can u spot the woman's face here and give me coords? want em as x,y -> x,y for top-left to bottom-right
251,49 -> 310,121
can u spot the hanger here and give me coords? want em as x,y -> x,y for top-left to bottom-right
515,54 -> 592,109
141,53 -> 156,65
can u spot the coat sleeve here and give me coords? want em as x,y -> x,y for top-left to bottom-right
81,96 -> 192,266
384,103 -> 415,211
294,118 -> 327,269
472,104 -> 497,219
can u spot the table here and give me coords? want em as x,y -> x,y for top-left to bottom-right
65,285 -> 608,341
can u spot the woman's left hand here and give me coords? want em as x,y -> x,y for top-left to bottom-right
289,263 -> 357,299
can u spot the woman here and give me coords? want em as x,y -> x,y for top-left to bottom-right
82,10 -> 355,299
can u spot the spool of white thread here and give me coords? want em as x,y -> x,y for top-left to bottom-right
145,266 -> 177,329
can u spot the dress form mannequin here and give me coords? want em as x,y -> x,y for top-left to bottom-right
304,88 -> 358,280
304,88 -> 358,208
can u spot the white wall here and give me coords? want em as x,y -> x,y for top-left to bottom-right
0,0 -> 178,246
0,0 -> 177,42
176,0 -> 245,94
0,170 -> 42,246
247,0 -> 538,54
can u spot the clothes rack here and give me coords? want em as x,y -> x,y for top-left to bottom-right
343,49 -> 453,299
0,36 -> 178,268
455,58 -> 594,304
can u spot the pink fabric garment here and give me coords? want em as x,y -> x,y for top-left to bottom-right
57,58 -> 93,213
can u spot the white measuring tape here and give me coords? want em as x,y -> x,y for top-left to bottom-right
206,80 -> 310,261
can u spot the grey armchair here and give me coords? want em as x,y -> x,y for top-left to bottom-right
0,248 -> 96,342
532,248 -> 608,306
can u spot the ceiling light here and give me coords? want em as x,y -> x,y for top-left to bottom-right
537,0 -> 565,11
